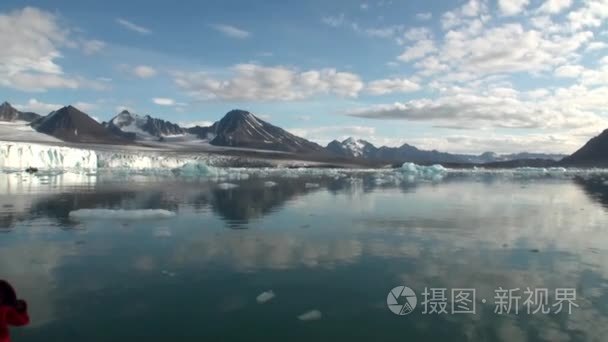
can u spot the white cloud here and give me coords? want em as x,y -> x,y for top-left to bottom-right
14,98 -> 62,113
397,39 -> 436,62
416,12 -> 432,21
116,18 -> 151,34
554,64 -> 584,78
498,0 -> 530,16
360,3 -> 369,10
174,64 -> 364,101
287,125 -> 376,145
401,27 -> 433,42
366,78 -> 420,95
0,7 -> 100,92
586,41 -> 608,52
322,14 -> 346,27
179,120 -> 214,128
568,0 -> 608,31
132,65 -> 157,79
345,85 -> 608,130
152,97 -> 175,106
82,40 -> 106,55
14,98 -> 96,114
537,0 -> 572,14
210,24 -> 251,39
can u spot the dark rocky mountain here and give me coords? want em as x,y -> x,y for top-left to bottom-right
326,137 -> 566,164
561,129 -> 608,166
105,110 -> 186,140
32,106 -> 129,144
186,124 -> 217,140
0,102 -> 41,122
207,110 -> 326,153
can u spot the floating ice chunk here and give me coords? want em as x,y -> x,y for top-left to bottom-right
153,226 -> 172,238
297,309 -> 322,321
69,209 -> 176,220
171,162 -> 216,177
217,182 -> 239,190
400,162 -> 446,180
305,182 -> 320,188
264,181 -> 278,187
256,290 -> 276,304
161,270 -> 176,277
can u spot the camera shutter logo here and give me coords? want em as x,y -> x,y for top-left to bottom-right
387,286 -> 417,315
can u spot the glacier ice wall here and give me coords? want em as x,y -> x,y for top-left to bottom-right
0,141 -> 97,171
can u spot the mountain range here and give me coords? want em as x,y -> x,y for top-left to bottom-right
0,101 -> 604,166
326,137 -> 566,164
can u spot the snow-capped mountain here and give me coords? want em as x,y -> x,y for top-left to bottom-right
32,105 -> 128,144
105,110 -> 186,140
208,110 -> 326,153
326,137 -> 566,164
0,102 -> 41,122
326,138 -> 376,158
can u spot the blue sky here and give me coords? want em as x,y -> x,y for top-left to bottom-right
1,0 -> 607,153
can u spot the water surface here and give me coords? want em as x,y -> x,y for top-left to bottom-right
2,171 -> 608,341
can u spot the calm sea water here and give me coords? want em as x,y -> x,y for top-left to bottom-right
2,171 -> 608,341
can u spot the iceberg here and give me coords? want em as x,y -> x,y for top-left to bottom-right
399,162 -> 447,180
69,209 -> 176,220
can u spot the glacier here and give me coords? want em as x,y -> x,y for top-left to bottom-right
3,141 -> 608,183
0,141 -> 97,171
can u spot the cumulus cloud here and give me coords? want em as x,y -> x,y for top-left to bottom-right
498,0 -> 530,16
366,78 -> 420,95
14,98 -> 96,114
116,18 -> 151,34
287,125 -> 376,145
152,97 -> 175,106
132,65 -> 157,78
397,39 -> 436,62
210,24 -> 251,39
174,64 -> 364,101
537,0 -> 572,14
345,86 -> 608,130
0,7 -> 102,92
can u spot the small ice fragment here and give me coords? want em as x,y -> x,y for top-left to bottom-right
153,227 -> 172,238
69,209 -> 176,220
264,181 -> 278,187
217,182 -> 239,190
161,270 -> 176,277
256,290 -> 275,304
298,310 -> 322,321
305,183 -> 320,188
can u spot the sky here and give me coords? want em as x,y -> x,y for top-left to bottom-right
0,0 -> 607,154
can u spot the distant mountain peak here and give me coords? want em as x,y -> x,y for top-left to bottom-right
107,110 -> 185,139
33,105 -> 127,144
209,109 -> 325,153
0,100 -> 41,123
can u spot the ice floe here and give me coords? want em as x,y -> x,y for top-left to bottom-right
217,182 -> 239,190
256,290 -> 276,304
297,309 -> 322,321
69,209 -> 176,220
